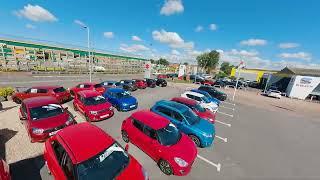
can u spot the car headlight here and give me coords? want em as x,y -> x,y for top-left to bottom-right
202,133 -> 213,138
32,128 -> 44,135
141,167 -> 149,180
65,116 -> 74,126
90,111 -> 98,115
207,118 -> 214,123
122,103 -> 128,106
109,106 -> 113,111
174,157 -> 188,167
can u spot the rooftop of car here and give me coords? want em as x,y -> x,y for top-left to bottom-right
133,79 -> 144,81
32,85 -> 62,90
78,90 -> 101,98
171,97 -> 197,106
57,123 -> 114,164
107,88 -> 125,93
184,91 -> 205,97
156,100 -> 189,113
77,82 -> 97,86
23,96 -> 59,108
131,110 -> 169,130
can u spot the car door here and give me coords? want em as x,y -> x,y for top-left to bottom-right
37,88 -> 49,97
77,95 -> 86,113
142,126 -> 160,160
129,118 -> 146,148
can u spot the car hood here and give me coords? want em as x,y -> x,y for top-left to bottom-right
117,155 -> 145,180
196,110 -> 215,123
30,112 -> 69,129
192,118 -> 215,135
85,102 -> 112,111
119,96 -> 137,105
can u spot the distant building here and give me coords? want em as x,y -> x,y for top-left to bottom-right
230,67 -> 278,82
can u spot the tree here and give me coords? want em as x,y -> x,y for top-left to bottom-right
183,62 -> 189,66
220,62 -> 235,75
150,59 -> 155,64
158,58 -> 169,66
196,50 -> 220,73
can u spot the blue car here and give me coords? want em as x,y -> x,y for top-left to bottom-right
103,88 -> 138,111
191,89 -> 220,106
151,100 -> 215,147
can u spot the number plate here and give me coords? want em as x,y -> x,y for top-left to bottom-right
130,105 -> 135,108
100,114 -> 109,118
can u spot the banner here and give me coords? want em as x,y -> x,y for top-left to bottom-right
178,64 -> 186,78
144,61 -> 152,78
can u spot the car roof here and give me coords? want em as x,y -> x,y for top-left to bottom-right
171,97 -> 197,106
191,89 -> 210,95
155,100 -> 189,113
57,123 -> 114,164
23,96 -> 59,108
107,88 -> 124,93
78,82 -> 96,85
133,79 -> 144,81
184,91 -> 204,97
32,85 -> 61,90
131,110 -> 169,130
78,90 -> 100,98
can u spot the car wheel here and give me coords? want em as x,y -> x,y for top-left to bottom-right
116,105 -> 121,112
85,114 -> 90,122
121,130 -> 129,143
189,135 -> 201,147
13,97 -> 21,104
158,159 -> 173,175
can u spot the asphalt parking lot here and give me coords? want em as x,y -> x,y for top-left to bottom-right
1,74 -> 320,179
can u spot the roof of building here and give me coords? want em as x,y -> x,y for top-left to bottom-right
131,110 -> 169,130
280,67 -> 320,77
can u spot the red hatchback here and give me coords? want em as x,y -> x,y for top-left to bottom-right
201,79 -> 215,86
19,96 -> 76,143
133,79 -> 147,89
171,97 -> 215,124
0,159 -> 10,180
69,82 -> 105,96
12,86 -> 71,104
44,123 -> 148,180
73,90 -> 114,122
121,110 -> 197,176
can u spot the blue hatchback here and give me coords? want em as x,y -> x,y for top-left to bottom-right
103,88 -> 138,111
191,89 -> 220,106
151,100 -> 215,147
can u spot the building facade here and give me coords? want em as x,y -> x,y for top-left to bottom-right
230,67 -> 278,82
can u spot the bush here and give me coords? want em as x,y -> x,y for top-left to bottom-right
0,87 -> 15,101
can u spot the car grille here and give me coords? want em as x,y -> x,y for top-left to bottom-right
97,108 -> 109,113
44,124 -> 66,133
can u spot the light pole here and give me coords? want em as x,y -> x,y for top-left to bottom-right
75,20 -> 92,82
232,59 -> 244,101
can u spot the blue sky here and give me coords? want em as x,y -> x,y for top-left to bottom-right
0,0 -> 319,69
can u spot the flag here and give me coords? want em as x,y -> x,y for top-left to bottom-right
238,60 -> 245,69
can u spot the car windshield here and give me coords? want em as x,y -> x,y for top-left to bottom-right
77,143 -> 129,180
157,124 -> 181,146
201,96 -> 211,103
53,87 -> 66,93
115,91 -> 131,98
182,109 -> 200,125
84,96 -> 107,106
194,103 -> 206,112
30,104 -> 64,120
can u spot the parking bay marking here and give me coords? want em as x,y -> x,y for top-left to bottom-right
197,155 -> 221,172
215,120 -> 231,127
220,105 -> 235,111
216,135 -> 228,143
217,111 -> 234,118
222,101 -> 236,106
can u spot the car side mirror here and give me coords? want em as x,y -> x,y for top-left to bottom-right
20,116 -> 27,121
125,144 -> 129,152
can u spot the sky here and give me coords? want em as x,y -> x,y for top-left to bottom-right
0,0 -> 319,70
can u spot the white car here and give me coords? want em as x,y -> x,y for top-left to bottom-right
181,91 -> 218,112
267,90 -> 282,99
93,66 -> 106,72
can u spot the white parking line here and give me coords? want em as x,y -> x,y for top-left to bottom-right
220,105 -> 235,111
217,111 -> 234,118
223,101 -> 236,106
215,120 -> 231,127
197,155 -> 221,172
216,135 -> 228,143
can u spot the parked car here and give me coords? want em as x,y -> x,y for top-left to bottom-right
93,66 -> 106,72
248,81 -> 259,88
103,88 -> 138,111
69,82 -> 105,96
12,86 -> 71,104
44,123 -> 148,180
121,110 -> 197,176
100,81 -> 123,89
119,80 -> 138,91
157,74 -> 168,79
198,86 -> 227,101
190,89 -> 220,106
155,78 -> 167,87
213,80 -> 226,87
166,73 -> 178,78
0,159 -> 10,180
19,96 -> 76,142
181,91 -> 218,113
266,90 -> 282,99
73,90 -> 114,122
133,79 -> 147,89
151,100 -> 215,147
171,97 -> 215,124
201,79 -> 215,86
145,78 -> 157,88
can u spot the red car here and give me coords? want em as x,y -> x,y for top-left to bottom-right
121,110 -> 197,176
201,79 -> 215,86
73,90 -> 114,122
44,123 -> 148,180
157,74 -> 168,79
12,86 -> 71,104
171,97 -> 215,123
19,96 -> 76,142
133,79 -> 147,89
0,159 -> 10,180
69,82 -> 105,96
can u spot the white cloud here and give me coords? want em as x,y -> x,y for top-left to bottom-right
25,24 -> 36,29
160,0 -> 184,16
228,49 -> 259,57
14,4 -> 57,22
74,20 -> 87,28
240,39 -> 267,46
120,44 -> 150,53
279,43 -> 300,49
152,29 -> 194,50
195,25 -> 203,32
132,35 -> 142,41
103,32 -> 114,39
209,24 -> 217,31
171,49 -> 180,55
278,52 -> 311,61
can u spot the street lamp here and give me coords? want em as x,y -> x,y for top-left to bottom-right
75,20 -> 92,82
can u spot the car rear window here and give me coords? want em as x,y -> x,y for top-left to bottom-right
94,84 -> 103,88
53,87 -> 66,93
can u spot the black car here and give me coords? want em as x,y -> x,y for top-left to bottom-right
214,80 -> 226,87
145,78 -> 157,88
119,80 -> 138,91
155,78 -> 167,87
198,86 -> 227,101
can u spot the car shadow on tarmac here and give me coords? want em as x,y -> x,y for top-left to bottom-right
0,128 -> 18,161
10,155 -> 44,180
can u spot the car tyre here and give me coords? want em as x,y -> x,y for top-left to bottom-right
189,135 -> 201,147
116,105 -> 121,112
121,130 -> 129,143
85,114 -> 90,122
158,159 -> 173,176
13,97 -> 21,104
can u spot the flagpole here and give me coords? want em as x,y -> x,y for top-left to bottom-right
232,59 -> 244,101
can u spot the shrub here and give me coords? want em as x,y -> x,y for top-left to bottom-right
0,87 -> 15,101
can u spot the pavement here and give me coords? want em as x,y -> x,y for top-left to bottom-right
1,74 -> 320,179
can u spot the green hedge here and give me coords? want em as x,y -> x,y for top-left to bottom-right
0,87 -> 15,101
